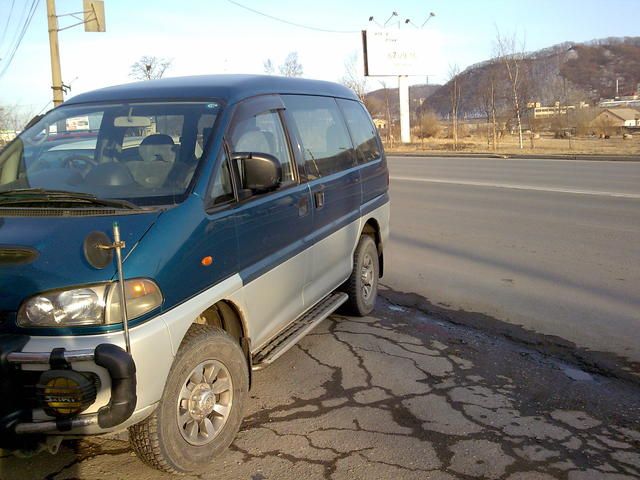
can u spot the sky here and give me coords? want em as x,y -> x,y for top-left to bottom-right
0,0 -> 638,116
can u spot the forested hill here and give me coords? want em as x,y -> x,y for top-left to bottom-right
416,37 -> 640,118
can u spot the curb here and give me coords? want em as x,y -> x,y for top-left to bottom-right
385,151 -> 640,161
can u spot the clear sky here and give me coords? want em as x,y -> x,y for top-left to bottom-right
0,0 -> 638,115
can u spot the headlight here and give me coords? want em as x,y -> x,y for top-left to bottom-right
17,279 -> 162,328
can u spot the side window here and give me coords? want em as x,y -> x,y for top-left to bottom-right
337,99 -> 381,164
209,151 -> 234,206
283,95 -> 355,179
229,110 -> 295,186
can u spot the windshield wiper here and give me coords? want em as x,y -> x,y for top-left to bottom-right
0,188 -> 142,210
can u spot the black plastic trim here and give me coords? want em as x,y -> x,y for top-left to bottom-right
94,344 -> 137,429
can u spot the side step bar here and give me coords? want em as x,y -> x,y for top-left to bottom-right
252,292 -> 348,371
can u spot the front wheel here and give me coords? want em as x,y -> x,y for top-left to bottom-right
340,234 -> 379,316
129,324 -> 248,474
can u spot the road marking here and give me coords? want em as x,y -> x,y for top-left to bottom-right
390,176 -> 640,199
387,155 -> 640,165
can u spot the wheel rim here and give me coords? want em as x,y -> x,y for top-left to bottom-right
360,252 -> 375,301
177,359 -> 233,446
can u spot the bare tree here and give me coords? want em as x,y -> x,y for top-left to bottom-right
378,80 -> 393,144
129,56 -> 172,80
340,53 -> 367,102
495,30 -> 526,149
449,64 -> 462,150
279,52 -> 303,77
263,59 -> 275,75
1,104 -> 34,131
479,62 -> 500,151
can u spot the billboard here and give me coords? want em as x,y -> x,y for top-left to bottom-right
83,0 -> 106,32
362,29 -> 430,76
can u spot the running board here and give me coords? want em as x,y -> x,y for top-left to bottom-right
251,292 -> 348,371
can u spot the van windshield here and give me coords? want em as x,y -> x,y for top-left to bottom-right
0,101 -> 222,207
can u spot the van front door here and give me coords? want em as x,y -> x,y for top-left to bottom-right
282,95 -> 361,307
228,95 -> 313,350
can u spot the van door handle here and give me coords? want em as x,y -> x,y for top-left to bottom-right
298,196 -> 309,216
314,191 -> 325,209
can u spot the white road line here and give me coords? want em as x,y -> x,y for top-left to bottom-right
390,176 -> 640,199
386,155 -> 640,165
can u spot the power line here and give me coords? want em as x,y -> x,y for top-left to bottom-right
226,0 -> 358,34
1,0 -> 30,59
0,0 -> 17,50
0,0 -> 40,79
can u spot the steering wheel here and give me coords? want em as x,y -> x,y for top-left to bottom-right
61,154 -> 98,175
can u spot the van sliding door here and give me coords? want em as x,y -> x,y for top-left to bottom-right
282,95 -> 361,307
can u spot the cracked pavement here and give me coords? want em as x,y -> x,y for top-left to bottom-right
1,291 -> 639,479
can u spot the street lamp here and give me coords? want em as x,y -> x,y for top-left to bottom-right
421,12 -> 436,28
384,11 -> 398,27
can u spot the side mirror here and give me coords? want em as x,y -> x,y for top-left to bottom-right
231,152 -> 282,192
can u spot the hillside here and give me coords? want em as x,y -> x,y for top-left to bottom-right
419,37 -> 640,119
364,84 -> 440,119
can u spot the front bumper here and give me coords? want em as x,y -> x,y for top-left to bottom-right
0,334 -> 136,446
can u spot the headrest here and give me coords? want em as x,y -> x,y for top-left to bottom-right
139,134 -> 176,163
140,134 -> 174,147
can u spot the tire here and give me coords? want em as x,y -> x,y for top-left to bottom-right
340,234 -> 379,316
129,324 -> 249,474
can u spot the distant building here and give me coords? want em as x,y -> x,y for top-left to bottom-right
526,101 -> 589,119
0,130 -> 17,145
590,108 -> 640,131
372,118 -> 387,130
598,95 -> 640,109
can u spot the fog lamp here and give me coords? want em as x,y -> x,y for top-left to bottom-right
37,370 -> 98,418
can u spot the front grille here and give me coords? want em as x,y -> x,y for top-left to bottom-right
0,208 -> 119,217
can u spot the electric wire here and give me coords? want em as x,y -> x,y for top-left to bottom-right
0,0 -> 17,51
0,0 -> 30,60
0,0 -> 40,79
226,0 -> 358,34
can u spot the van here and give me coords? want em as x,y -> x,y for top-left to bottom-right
0,75 -> 389,473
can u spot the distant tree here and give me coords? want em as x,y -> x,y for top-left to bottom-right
279,52 -> 303,77
129,56 -> 172,80
479,62 -> 500,150
340,53 -> 367,102
495,30 -> 526,149
592,112 -> 616,137
0,104 -> 33,134
449,64 -> 462,150
378,80 -> 393,144
418,110 -> 441,139
263,58 -> 275,75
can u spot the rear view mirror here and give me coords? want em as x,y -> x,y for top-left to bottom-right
114,116 -> 151,128
231,152 -> 281,192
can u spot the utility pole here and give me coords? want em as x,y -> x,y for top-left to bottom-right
46,0 -> 64,106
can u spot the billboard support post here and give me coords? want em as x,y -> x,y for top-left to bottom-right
398,75 -> 411,143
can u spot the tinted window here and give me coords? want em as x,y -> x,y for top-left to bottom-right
283,95 -> 355,179
230,110 -> 295,186
338,99 -> 381,164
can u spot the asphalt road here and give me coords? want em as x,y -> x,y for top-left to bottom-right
385,156 -> 640,378
2,299 -> 639,479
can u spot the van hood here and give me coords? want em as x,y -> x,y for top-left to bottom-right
0,211 -> 161,313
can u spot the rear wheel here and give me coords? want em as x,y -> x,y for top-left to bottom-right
129,324 -> 248,474
340,234 -> 379,316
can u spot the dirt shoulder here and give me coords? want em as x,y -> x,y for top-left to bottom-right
385,135 -> 640,160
